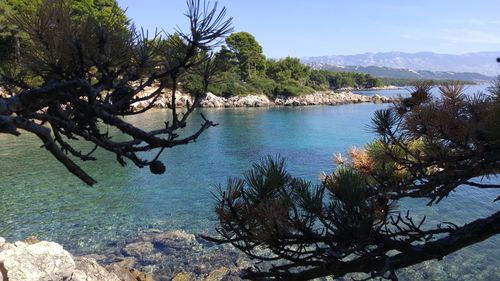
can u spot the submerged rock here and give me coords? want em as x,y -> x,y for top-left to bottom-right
105,230 -> 248,280
206,267 -> 230,281
122,241 -> 155,257
173,271 -> 197,281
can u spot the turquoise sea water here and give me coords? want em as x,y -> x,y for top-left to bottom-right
0,85 -> 498,280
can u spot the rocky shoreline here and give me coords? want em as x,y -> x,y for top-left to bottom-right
0,85 -> 395,110
132,87 -> 395,110
0,232 -> 250,281
0,236 -> 156,281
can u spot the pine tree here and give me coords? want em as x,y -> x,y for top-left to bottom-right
208,77 -> 500,280
0,0 -> 232,185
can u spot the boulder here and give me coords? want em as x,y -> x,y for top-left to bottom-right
70,257 -> 121,281
0,241 -> 75,281
0,238 -> 150,281
200,92 -> 225,108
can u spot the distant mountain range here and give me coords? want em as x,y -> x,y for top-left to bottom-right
301,51 -> 500,81
313,65 -> 494,82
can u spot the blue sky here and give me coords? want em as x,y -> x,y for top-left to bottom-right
117,0 -> 500,58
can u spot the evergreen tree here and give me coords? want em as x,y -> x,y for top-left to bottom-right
225,31 -> 266,81
0,0 -> 232,185
208,78 -> 500,280
0,0 -> 128,63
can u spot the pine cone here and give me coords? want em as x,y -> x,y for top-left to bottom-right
150,160 -> 166,174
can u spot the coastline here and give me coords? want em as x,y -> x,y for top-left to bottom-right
350,85 -> 403,91
132,87 -> 395,111
0,233 -> 249,281
0,86 -> 396,110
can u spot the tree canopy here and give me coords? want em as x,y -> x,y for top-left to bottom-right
0,0 -> 232,184
0,0 -> 128,63
225,31 -> 266,81
208,78 -> 500,280
181,31 -> 385,98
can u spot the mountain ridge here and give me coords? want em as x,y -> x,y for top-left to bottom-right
301,51 -> 500,77
309,64 -> 494,82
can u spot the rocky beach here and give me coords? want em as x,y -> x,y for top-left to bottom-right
0,232 -> 250,281
131,85 -> 394,110
0,85 -> 395,111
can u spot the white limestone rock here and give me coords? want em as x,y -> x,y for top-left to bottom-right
70,257 -> 121,281
0,241 -> 75,281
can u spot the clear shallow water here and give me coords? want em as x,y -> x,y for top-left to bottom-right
0,85 -> 498,280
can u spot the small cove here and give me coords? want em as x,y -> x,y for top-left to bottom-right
0,84 -> 498,280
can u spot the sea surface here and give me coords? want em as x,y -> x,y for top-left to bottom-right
0,84 -> 498,280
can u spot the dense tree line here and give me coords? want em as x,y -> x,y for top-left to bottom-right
310,69 -> 385,89
182,31 -> 385,97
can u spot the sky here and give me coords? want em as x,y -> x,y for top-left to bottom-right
116,0 -> 500,58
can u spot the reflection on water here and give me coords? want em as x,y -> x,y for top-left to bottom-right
0,84 -> 498,280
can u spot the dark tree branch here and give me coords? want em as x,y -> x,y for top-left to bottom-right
0,0 -> 233,185
209,79 -> 500,280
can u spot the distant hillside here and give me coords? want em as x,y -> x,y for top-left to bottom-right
309,64 -> 494,82
301,51 -> 500,77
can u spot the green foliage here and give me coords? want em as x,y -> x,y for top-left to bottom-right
213,45 -> 238,72
225,31 -> 266,81
310,69 -> 385,90
207,71 -> 255,97
326,166 -> 374,248
182,72 -> 205,95
247,75 -> 277,97
71,0 -> 128,25
274,79 -> 315,97
266,57 -> 311,84
0,0 -> 130,79
180,31 -> 383,97
0,1 -> 33,62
